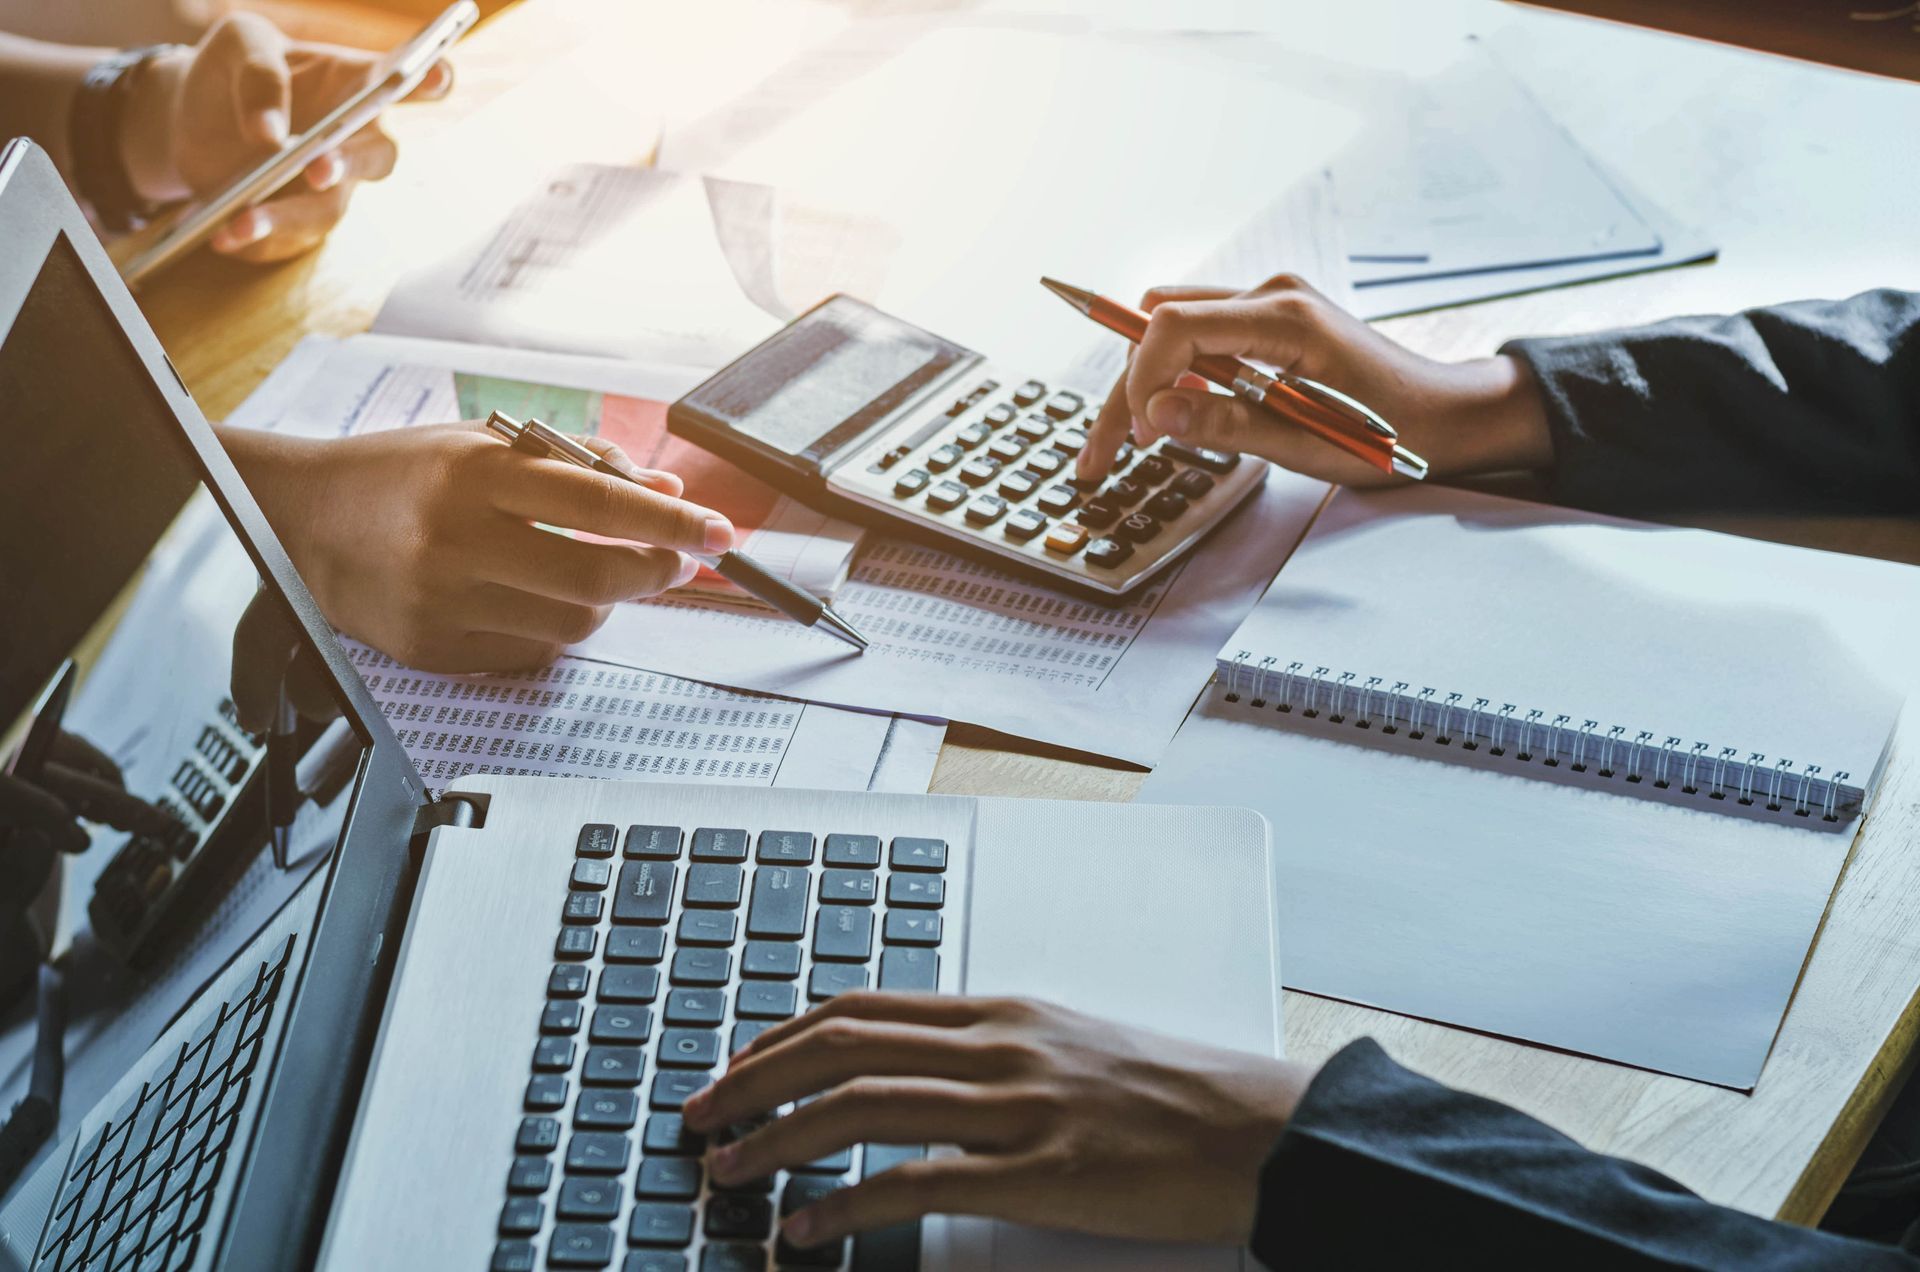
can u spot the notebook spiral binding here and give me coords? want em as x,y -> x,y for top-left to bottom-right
1218,652 -> 1852,823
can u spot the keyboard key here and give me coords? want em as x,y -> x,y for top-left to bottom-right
581,1047 -> 646,1088
925,479 -> 968,511
880,947 -> 941,992
577,825 -> 618,858
591,1006 -> 653,1046
1044,522 -> 1090,555
629,1202 -> 697,1247
559,1176 -> 623,1221
705,1191 -> 774,1240
925,443 -> 965,473
606,928 -> 667,964
658,1029 -> 723,1069
684,864 -> 744,908
813,906 -> 874,962
534,1038 -> 576,1072
747,866 -> 809,939
1162,440 -> 1239,473
983,402 -> 1017,429
598,967 -> 661,1004
1169,466 -> 1215,499
1132,453 -> 1174,485
1004,508 -> 1048,542
1014,415 -> 1052,443
781,1173 -> 843,1217
549,964 -> 590,999
499,1196 -> 543,1236
1106,478 -> 1148,507
1012,379 -> 1046,406
892,468 -> 930,499
808,964 -> 868,1002
575,1090 -> 640,1130
670,948 -> 732,987
625,825 -> 683,859
637,1156 -> 703,1200
1085,536 -> 1135,568
664,989 -> 727,1027
731,1021 -> 776,1055
516,1117 -> 561,1154
756,830 -> 815,865
643,1113 -> 706,1156
509,1156 -> 553,1194
556,928 -> 598,961
736,982 -> 798,1020
572,859 -> 613,891
958,457 -> 1000,487
954,421 -> 991,449
823,833 -> 881,868
564,893 -> 605,925
1075,498 -> 1121,530
1117,512 -> 1161,543
491,1240 -> 536,1272
567,1131 -> 631,1175
691,828 -> 749,862
888,875 -> 945,907
1051,427 -> 1087,455
964,495 -> 1007,526
624,1254 -> 688,1272
677,911 -> 737,947
651,1069 -> 711,1111
1143,490 -> 1190,521
741,941 -> 803,979
548,1224 -> 617,1267
1025,448 -> 1066,478
613,862 -> 676,925
986,437 -> 1027,464
1035,483 -> 1078,516
884,912 -> 943,946
819,869 -> 878,905
699,1245 -> 765,1272
526,1073 -> 569,1113
890,838 -> 948,871
543,1000 -> 585,1035
796,1146 -> 853,1175
998,469 -> 1041,501
1043,389 -> 1085,419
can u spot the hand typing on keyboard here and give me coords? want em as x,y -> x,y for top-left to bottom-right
680,994 -> 1315,1253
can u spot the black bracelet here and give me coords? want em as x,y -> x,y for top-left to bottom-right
68,44 -> 184,233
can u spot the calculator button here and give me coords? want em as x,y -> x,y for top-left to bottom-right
945,397 -> 972,417
1035,484 -> 1079,516
1004,509 -> 1049,541
1131,454 -> 1174,485
926,444 -> 964,472
987,437 -> 1028,464
1162,440 -> 1239,473
1144,490 -> 1190,521
1075,498 -> 1122,530
873,449 -> 903,470
1044,523 -> 1090,555
1015,415 -> 1053,443
926,480 -> 968,511
1012,379 -> 1047,406
984,403 -> 1017,429
999,470 -> 1041,501
958,458 -> 1001,487
1170,468 -> 1216,500
1086,537 -> 1135,568
893,468 -> 930,498
1105,478 -> 1148,506
1117,512 -> 1162,543
968,379 -> 999,403
964,495 -> 1008,526
1025,449 -> 1066,478
1051,428 -> 1087,456
955,422 -> 991,449
1043,390 -> 1085,419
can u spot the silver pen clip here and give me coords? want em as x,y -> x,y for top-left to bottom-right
1272,371 -> 1399,441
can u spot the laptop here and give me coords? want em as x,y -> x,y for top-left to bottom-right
0,138 -> 1282,1272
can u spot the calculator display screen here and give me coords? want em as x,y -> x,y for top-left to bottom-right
683,297 -> 970,466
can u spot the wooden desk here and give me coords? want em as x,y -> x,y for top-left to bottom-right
130,0 -> 1920,1229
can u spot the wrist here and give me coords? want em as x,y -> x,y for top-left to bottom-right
117,47 -> 190,205
217,425 -> 326,584
1430,353 -> 1553,478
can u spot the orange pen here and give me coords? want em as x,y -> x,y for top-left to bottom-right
1040,277 -> 1428,480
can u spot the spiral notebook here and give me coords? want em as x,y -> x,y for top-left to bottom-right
1144,484 -> 1916,1087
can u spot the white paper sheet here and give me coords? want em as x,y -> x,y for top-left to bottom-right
575,473 -> 1330,766
1141,695 -> 1853,1088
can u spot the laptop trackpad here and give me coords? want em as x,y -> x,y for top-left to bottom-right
929,798 -> 1276,1272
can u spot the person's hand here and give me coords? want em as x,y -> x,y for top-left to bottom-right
118,12 -> 452,262
219,421 -> 735,674
680,994 -> 1315,1252
1077,273 -> 1555,487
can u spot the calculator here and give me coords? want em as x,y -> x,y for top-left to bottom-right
669,295 -> 1267,601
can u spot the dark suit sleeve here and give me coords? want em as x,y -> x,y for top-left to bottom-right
1248,1040 -> 1916,1270
1498,289 -> 1920,516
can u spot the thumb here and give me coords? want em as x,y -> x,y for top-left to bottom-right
218,15 -> 292,146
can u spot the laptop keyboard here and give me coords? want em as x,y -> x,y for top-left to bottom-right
491,823 -> 948,1271
34,934 -> 295,1272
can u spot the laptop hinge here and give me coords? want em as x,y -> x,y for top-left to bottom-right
410,791 -> 489,839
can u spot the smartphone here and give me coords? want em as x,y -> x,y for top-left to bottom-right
119,0 -> 478,288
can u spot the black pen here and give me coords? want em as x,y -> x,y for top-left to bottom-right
483,411 -> 870,653
267,682 -> 299,870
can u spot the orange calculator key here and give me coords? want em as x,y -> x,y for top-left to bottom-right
1044,523 -> 1090,555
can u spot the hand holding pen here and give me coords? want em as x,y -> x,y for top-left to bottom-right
1069,273 -> 1553,489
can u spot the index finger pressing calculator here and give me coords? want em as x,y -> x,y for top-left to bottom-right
668,295 -> 1267,602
